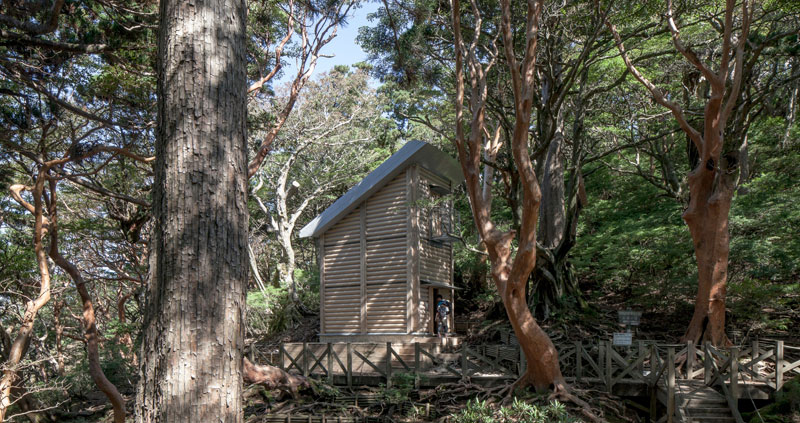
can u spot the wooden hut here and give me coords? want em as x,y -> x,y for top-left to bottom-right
299,141 -> 464,343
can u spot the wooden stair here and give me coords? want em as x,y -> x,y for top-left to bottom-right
676,380 -> 736,423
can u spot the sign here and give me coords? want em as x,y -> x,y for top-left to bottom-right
618,310 -> 642,326
613,332 -> 633,346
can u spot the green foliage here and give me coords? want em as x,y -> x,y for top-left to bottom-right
246,283 -> 319,334
574,165 -> 697,310
379,372 -> 417,406
451,399 -> 580,423
744,377 -> 800,422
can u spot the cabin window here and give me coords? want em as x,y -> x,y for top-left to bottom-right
427,185 -> 453,238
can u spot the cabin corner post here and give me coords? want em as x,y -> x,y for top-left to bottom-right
319,234 -> 325,335
407,165 -> 421,334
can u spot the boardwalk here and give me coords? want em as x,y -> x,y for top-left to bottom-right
249,339 -> 799,423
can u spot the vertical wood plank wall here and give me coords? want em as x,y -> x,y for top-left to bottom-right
406,166 -> 420,334
322,207 -> 362,334
418,167 -> 454,331
321,172 -> 409,334
320,166 -> 454,336
365,172 -> 408,333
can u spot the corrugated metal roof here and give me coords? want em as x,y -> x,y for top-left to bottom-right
299,140 -> 463,238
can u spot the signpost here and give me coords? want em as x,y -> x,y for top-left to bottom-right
613,309 -> 642,347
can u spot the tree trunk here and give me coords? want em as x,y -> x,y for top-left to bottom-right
277,228 -> 300,304
136,0 -> 248,420
782,59 -> 798,149
47,178 -> 126,423
1,179 -> 52,422
538,117 -> 565,250
607,0 -> 750,347
53,300 -> 65,377
450,0 -> 563,391
681,152 -> 735,346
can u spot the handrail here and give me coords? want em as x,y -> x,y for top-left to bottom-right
708,347 -> 745,423
274,340 -> 797,394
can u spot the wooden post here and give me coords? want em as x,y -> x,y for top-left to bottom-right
649,387 -> 657,423
414,342 -> 420,389
704,342 -> 712,385
606,341 -> 613,392
598,341 -> 605,385
751,339 -> 759,377
386,342 -> 393,387
461,344 -> 468,382
776,340 -> 785,390
279,344 -> 285,371
249,343 -> 255,362
302,342 -> 309,377
650,344 -> 658,386
730,346 -> 739,400
575,341 -> 583,383
638,341 -> 646,377
346,343 -> 353,388
667,347 -> 675,423
687,341 -> 695,380
327,343 -> 334,383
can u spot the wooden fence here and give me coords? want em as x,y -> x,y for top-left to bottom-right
249,340 -> 799,391
249,338 -> 799,421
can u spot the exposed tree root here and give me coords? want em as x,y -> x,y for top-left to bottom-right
552,381 -> 603,423
242,357 -> 309,399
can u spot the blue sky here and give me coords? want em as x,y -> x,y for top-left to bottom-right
275,1 -> 381,84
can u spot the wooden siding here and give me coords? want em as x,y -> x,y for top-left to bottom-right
419,295 -> 430,334
321,172 -> 410,335
418,167 -> 452,285
321,165 -> 457,337
365,173 -> 408,333
323,206 -> 362,334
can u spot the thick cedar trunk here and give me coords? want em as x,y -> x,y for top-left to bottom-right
136,0 -> 248,420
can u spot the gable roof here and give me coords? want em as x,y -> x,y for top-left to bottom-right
299,140 -> 463,238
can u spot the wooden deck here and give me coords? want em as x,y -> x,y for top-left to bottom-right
249,339 -> 800,422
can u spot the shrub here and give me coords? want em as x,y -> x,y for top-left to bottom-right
451,398 -> 580,423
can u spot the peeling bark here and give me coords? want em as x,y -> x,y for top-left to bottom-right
451,0 -> 564,390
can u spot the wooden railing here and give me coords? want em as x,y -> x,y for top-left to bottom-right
248,339 -> 799,393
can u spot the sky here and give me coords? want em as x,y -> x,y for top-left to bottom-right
275,1 -> 382,85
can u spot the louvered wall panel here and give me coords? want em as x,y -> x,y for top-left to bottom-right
324,205 -> 362,247
420,296 -> 430,333
322,206 -> 362,334
365,173 -> 408,333
418,168 -> 452,284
